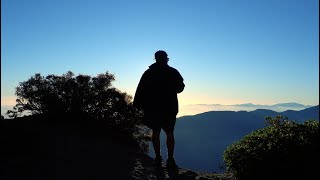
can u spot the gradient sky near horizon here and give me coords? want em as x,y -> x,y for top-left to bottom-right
1,0 -> 319,116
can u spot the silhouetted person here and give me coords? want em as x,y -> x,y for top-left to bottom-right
134,50 -> 185,169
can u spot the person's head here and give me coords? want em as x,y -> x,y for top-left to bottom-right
154,50 -> 169,63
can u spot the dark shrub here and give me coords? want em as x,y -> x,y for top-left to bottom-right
223,115 -> 319,180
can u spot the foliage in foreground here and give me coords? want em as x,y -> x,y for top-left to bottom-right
223,116 -> 319,180
7,71 -> 147,152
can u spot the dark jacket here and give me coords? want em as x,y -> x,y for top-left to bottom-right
133,62 -> 185,116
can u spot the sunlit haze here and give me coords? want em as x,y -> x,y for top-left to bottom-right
1,0 -> 319,117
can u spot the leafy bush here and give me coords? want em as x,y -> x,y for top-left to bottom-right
7,71 -> 147,151
223,115 -> 319,180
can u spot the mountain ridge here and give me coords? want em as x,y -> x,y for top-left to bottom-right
152,105 -> 319,173
178,102 -> 314,117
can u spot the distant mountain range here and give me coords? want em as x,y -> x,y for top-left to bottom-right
178,102 -> 313,117
150,105 -> 319,173
1,102 -> 314,118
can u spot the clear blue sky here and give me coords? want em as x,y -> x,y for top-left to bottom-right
1,0 -> 319,115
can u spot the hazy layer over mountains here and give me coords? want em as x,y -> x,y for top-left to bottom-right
178,102 -> 313,117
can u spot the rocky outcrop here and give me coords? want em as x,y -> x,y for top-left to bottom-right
131,153 -> 235,180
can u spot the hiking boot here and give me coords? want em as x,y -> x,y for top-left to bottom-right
166,158 -> 178,169
154,156 -> 163,166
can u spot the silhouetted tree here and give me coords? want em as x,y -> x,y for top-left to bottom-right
7,71 -> 115,117
7,71 -> 146,149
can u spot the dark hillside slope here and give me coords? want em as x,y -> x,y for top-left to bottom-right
175,111 -> 266,172
250,106 -> 319,123
281,105 -> 319,122
0,116 -> 139,180
1,117 -> 231,180
173,106 -> 319,172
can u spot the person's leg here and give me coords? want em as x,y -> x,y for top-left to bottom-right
163,115 -> 176,159
164,128 -> 178,169
163,115 -> 178,169
165,130 -> 175,159
152,129 -> 161,158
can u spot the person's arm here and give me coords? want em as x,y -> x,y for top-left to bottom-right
175,70 -> 185,93
133,72 -> 147,108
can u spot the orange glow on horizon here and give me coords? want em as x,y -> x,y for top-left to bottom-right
1,96 -> 17,106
